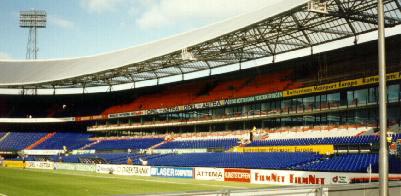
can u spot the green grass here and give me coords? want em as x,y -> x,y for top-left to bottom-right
0,167 -> 269,196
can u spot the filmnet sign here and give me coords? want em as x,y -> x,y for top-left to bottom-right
251,169 -> 351,185
224,168 -> 251,183
194,168 -> 224,181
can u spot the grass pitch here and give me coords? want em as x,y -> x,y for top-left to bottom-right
0,167 -> 268,196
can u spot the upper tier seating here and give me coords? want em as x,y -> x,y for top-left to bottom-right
102,69 -> 302,115
88,138 -> 164,150
0,132 -> 47,151
35,132 -> 93,150
156,138 -> 239,149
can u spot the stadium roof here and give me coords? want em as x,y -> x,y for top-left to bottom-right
1,0 -> 401,91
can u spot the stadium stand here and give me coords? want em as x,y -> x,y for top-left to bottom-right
102,69 -> 303,115
1,35 -> 401,183
147,152 -> 321,169
143,152 -> 322,169
52,152 -> 322,169
295,154 -> 379,173
0,132 -> 47,151
248,135 -> 380,146
261,125 -> 375,140
34,132 -> 93,150
2,129 -> 401,175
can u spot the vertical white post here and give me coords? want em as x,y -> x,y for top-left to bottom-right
377,0 -> 388,195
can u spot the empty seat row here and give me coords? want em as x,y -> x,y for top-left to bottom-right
249,135 -> 381,147
156,138 -> 239,149
35,132 -> 93,150
0,132 -> 48,151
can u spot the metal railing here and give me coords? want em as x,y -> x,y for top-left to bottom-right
130,181 -> 401,196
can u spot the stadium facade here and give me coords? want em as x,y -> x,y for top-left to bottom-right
1,0 -> 401,189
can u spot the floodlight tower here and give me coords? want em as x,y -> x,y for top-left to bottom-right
19,10 -> 47,59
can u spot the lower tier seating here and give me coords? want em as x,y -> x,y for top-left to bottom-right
144,152 -> 322,169
295,154 -> 378,172
35,132 -> 93,150
156,138 -> 239,149
249,135 -> 381,146
0,132 -> 48,151
295,154 -> 401,173
57,152 -> 322,169
18,151 -> 401,174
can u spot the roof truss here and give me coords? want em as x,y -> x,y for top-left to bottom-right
10,0 -> 401,90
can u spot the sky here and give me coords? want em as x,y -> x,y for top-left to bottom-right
0,0 -> 285,60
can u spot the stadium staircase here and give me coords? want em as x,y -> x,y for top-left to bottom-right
148,140 -> 169,150
0,132 -> 10,142
25,132 -> 56,150
80,140 -> 101,150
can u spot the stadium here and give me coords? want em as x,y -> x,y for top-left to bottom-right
1,0 -> 401,195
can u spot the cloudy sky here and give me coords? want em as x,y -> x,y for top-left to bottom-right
0,0 -> 285,60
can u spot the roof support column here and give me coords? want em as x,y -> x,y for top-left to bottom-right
204,61 -> 212,76
177,66 -> 185,81
378,0 -> 389,195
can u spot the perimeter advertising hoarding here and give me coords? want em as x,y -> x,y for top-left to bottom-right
25,161 -> 54,170
150,149 -> 208,154
194,167 -> 224,181
96,164 -> 150,176
2,160 -> 25,168
224,168 -> 251,183
233,145 -> 334,155
22,149 -> 64,155
251,169 -> 351,185
54,163 -> 96,172
150,166 -> 193,178
283,71 -> 401,97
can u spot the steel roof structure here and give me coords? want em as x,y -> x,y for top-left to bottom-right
1,0 -> 401,91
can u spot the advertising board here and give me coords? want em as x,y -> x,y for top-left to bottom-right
25,161 -> 54,170
150,166 -> 193,178
54,163 -> 97,172
233,145 -> 334,155
22,150 -> 64,155
96,164 -> 150,176
224,168 -> 251,183
251,169 -> 353,185
2,160 -> 25,168
194,167 -> 224,181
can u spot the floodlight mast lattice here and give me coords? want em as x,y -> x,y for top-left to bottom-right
19,10 -> 47,59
